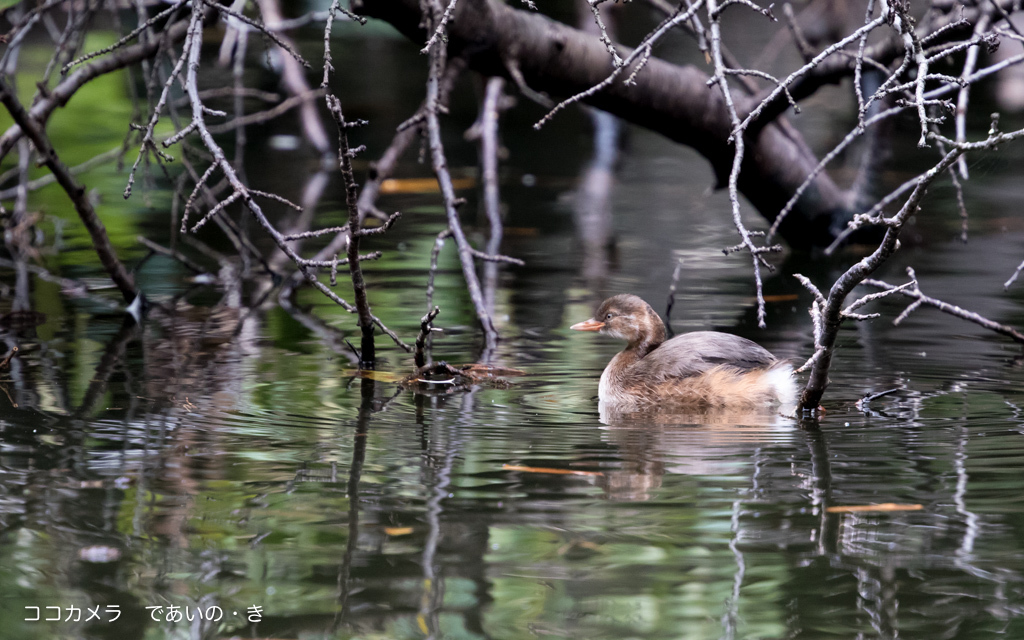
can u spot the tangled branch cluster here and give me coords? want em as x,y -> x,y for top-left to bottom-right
3,0 -> 1024,408
0,0 -> 528,367
550,0 -> 1024,410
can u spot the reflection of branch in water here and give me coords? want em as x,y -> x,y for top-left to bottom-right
75,317 -> 141,419
801,410 -> 1015,630
335,377 -> 373,629
136,235 -> 209,275
0,256 -> 121,315
574,108 -> 620,288
418,380 -> 463,637
721,444 -> 770,639
664,259 -> 684,337
0,379 -> 18,408
278,296 -> 358,365
947,395 -> 1010,604
854,565 -> 898,639
420,447 -> 453,637
953,424 -> 979,558
800,425 -> 837,557
466,76 -> 511,330
720,497 -> 745,640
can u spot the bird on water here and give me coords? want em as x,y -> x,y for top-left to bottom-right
571,294 -> 796,410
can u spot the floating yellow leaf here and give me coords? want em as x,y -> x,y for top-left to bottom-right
379,177 -> 475,194
826,503 -> 923,513
503,464 -> 604,477
384,526 -> 414,536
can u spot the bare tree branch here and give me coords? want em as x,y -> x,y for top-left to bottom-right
421,1 -> 500,351
866,269 -> 1024,344
0,77 -> 138,305
799,126 -> 1024,413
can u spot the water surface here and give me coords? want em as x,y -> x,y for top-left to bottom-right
2,15 -> 1024,640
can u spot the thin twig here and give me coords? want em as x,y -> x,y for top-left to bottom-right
422,1 -> 499,350
421,0 -> 460,54
137,235 -> 209,274
706,0 -> 771,327
535,0 -> 707,130
61,0 -> 188,73
865,269 -> 1024,344
326,92 -> 380,366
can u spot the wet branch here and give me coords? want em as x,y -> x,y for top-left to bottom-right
415,306 -> 441,369
327,94 -> 379,367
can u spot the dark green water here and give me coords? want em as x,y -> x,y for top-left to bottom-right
3,15 -> 1024,640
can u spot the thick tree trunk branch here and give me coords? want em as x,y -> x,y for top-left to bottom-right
358,0 -> 852,249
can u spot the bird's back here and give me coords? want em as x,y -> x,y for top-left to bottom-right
598,331 -> 793,409
632,331 -> 779,383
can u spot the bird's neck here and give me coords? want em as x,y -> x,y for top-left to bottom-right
626,315 -> 666,359
600,337 -> 659,402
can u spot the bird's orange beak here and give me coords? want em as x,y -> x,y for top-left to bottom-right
570,318 -> 604,332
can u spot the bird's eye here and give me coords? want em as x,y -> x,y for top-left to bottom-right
605,313 -> 613,320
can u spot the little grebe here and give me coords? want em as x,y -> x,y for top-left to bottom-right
571,294 -> 796,410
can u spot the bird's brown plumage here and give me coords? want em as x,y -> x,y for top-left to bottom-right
571,294 -> 795,410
